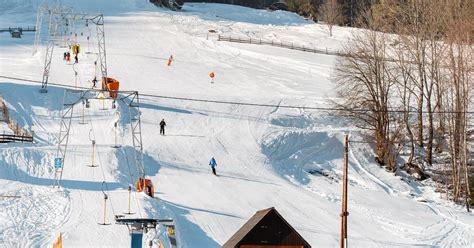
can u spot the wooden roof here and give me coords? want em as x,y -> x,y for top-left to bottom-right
223,207 -> 311,248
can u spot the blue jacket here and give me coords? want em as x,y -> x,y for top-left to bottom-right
209,158 -> 217,167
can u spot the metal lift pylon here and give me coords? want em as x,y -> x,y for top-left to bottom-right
115,216 -> 177,248
53,90 -> 146,190
33,5 -> 45,55
40,8 -> 59,93
36,4 -> 107,93
120,92 -> 145,181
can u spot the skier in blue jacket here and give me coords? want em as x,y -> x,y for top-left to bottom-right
209,157 -> 217,176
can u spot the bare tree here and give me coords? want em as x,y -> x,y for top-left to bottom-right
333,0 -> 473,210
443,0 -> 473,210
320,0 -> 344,36
334,12 -> 398,170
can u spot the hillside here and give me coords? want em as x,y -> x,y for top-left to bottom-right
0,1 -> 473,247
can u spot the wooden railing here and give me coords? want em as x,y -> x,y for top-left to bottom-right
0,134 -> 33,143
217,34 -> 341,56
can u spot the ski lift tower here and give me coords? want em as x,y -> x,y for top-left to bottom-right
115,215 -> 177,248
53,89 -> 147,193
38,5 -> 61,93
36,4 -> 107,93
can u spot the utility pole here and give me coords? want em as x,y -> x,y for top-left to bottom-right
340,134 -> 349,248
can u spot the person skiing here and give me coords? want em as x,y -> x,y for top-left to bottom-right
159,119 -> 166,135
66,52 -> 71,62
209,157 -> 217,176
92,76 -> 98,88
167,55 -> 173,66
63,51 -> 67,60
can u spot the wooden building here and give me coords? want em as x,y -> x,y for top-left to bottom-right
223,207 -> 311,248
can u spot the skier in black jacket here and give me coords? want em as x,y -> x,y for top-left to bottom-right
159,119 -> 166,135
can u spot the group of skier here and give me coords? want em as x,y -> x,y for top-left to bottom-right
158,118 -> 218,176
63,43 -> 81,64
63,51 -> 71,62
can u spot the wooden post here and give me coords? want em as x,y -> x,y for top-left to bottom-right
128,185 -> 132,214
103,198 -> 107,224
92,141 -> 95,166
340,134 -> 349,248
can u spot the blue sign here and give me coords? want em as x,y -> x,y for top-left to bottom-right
54,158 -> 63,169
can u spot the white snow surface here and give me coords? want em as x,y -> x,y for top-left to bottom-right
0,1 -> 473,247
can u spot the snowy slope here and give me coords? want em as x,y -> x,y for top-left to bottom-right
1,1 -> 473,247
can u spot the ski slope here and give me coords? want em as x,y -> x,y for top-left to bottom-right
0,1 -> 473,247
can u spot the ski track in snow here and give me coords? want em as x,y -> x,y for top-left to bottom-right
348,144 -> 395,195
0,186 -> 71,248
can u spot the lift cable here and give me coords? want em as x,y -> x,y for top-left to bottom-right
1,74 -> 473,115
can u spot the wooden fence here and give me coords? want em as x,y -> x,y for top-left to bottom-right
0,133 -> 33,143
217,35 -> 415,63
0,96 -> 32,139
217,34 -> 342,56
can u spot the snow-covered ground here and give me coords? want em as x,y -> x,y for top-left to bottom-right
0,1 -> 473,247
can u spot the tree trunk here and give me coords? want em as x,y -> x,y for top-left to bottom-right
426,96 -> 433,166
417,89 -> 424,147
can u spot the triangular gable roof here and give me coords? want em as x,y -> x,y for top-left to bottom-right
223,207 -> 311,248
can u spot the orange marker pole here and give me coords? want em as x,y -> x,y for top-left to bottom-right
210,72 -> 215,83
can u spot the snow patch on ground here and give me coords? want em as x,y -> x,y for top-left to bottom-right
0,182 -> 71,247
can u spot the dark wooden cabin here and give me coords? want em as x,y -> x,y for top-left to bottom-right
223,207 -> 311,248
